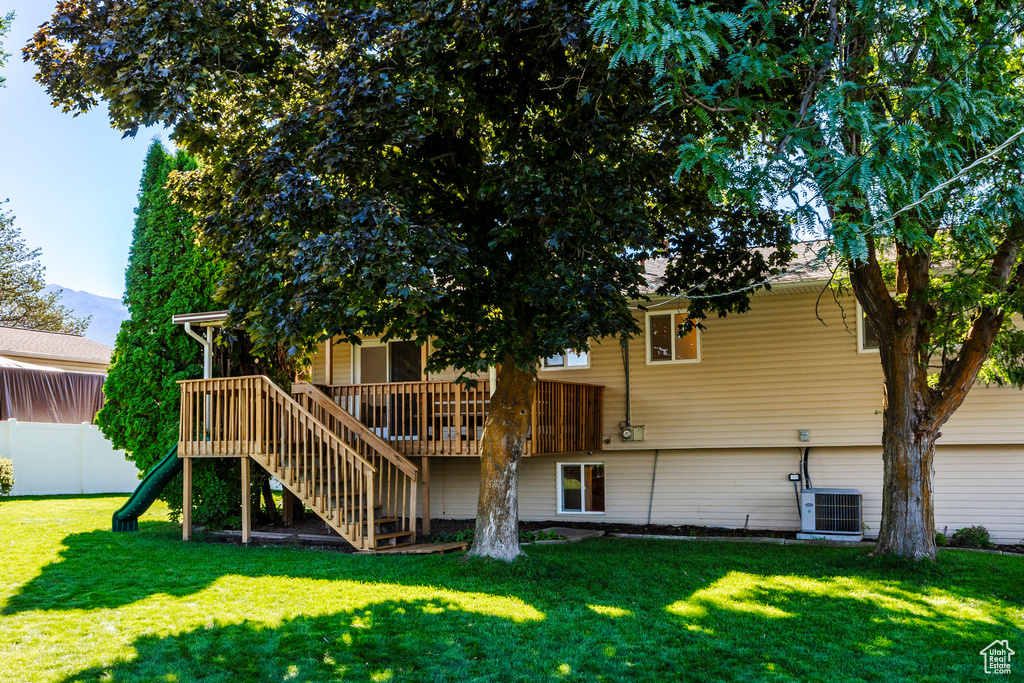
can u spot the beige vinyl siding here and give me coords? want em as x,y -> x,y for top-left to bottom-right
538,289 -> 1024,450
418,445 -> 1024,544
309,341 -> 327,382
306,287 -> 1024,449
309,339 -> 354,385
310,338 -> 483,385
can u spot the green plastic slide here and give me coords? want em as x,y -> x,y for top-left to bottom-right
112,445 -> 182,532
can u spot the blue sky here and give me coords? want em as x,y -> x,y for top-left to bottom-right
0,1 -> 167,300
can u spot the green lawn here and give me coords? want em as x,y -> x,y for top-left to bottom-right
1,496 -> 1022,682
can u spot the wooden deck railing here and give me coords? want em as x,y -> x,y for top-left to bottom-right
533,379 -> 604,454
178,376 -> 379,549
316,378 -> 603,456
318,380 -> 493,456
291,381 -> 417,542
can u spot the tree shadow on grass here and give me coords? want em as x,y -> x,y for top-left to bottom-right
49,577 -> 1022,683
5,517 -> 1023,681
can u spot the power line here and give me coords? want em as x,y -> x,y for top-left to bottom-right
862,124 -> 1024,234
651,117 -> 1024,304
815,3 -> 1024,201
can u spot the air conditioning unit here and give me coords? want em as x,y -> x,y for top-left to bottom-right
797,488 -> 863,541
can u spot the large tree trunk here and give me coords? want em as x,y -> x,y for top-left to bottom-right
873,343 -> 938,560
848,244 -> 942,562
467,358 -> 537,561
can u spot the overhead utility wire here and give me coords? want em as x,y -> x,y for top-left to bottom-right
813,3 -> 1024,201
648,7 -> 1024,308
860,125 -> 1024,234
648,120 -> 1024,307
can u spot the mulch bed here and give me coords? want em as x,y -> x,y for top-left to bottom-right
207,515 -> 1024,555
422,517 -> 798,541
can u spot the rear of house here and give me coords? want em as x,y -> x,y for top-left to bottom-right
303,279 -> 1024,545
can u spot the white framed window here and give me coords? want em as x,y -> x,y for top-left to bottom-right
541,348 -> 590,370
557,462 -> 606,514
645,311 -> 700,364
857,301 -> 880,353
353,339 -> 424,383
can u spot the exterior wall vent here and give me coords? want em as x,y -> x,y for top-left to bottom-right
797,488 -> 863,541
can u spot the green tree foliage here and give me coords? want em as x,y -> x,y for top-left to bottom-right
0,205 -> 88,334
591,0 -> 1024,560
0,13 -> 86,336
0,10 -> 12,88
97,141 -> 241,526
27,0 -> 789,558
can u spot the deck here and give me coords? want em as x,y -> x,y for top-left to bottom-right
316,378 -> 604,457
176,375 -> 603,551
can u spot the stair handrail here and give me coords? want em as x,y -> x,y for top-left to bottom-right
291,381 -> 419,478
179,375 -> 378,475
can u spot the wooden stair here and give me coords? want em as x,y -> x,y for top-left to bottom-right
179,375 -> 419,552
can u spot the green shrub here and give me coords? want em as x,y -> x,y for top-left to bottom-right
433,529 -> 475,544
949,526 -> 993,549
0,456 -> 13,496
935,532 -> 947,547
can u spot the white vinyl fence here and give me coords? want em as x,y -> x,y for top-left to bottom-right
1,419 -> 141,496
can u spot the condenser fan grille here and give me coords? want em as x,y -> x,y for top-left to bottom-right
814,492 -> 862,533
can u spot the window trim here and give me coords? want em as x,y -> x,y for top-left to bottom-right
540,348 -> 591,372
644,311 -> 702,365
856,301 -> 880,354
556,461 -> 606,515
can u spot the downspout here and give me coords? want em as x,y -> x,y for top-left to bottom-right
183,322 -> 213,380
183,322 -> 214,432
620,335 -> 631,427
647,449 -> 659,525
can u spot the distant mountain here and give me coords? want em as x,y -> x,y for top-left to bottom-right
42,285 -> 128,347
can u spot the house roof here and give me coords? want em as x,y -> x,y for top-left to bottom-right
641,240 -> 832,295
0,327 -> 113,365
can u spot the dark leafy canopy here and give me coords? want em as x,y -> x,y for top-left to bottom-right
591,0 -> 1024,383
0,205 -> 88,334
27,0 -> 789,369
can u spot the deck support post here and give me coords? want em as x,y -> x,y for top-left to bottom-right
241,457 -> 251,544
421,456 -> 431,536
282,489 -> 294,526
182,456 -> 192,541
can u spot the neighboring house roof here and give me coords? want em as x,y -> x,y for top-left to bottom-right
0,327 -> 113,366
642,240 -> 832,295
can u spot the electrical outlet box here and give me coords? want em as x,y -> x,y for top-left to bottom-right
799,429 -> 810,442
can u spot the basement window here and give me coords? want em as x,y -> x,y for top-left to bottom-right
542,349 -> 589,370
646,312 -> 700,363
558,462 -> 605,514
